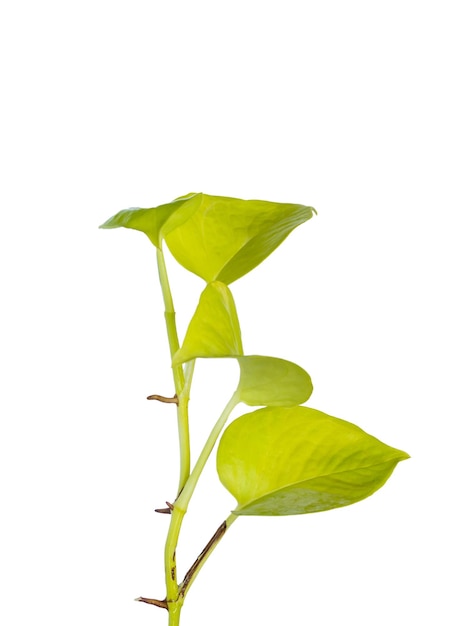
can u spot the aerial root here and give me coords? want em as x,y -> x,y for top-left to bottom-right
135,596 -> 168,610
147,394 -> 179,405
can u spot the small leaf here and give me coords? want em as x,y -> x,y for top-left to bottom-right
164,193 -> 315,283
217,406 -> 409,516
236,356 -> 312,407
172,282 -> 243,365
98,193 -> 201,248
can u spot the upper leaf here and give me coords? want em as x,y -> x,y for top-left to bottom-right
164,193 -> 315,283
217,406 -> 409,516
100,193 -> 315,282
172,281 -> 243,365
98,193 -> 201,249
236,356 -> 312,407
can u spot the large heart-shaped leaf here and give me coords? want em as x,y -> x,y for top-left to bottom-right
163,193 -> 315,283
217,406 -> 409,516
172,281 -> 243,366
98,193 -> 201,249
100,193 -> 315,283
236,356 -> 312,407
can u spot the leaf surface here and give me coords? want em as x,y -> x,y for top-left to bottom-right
164,193 -> 315,283
172,282 -> 243,365
217,406 -> 409,516
98,193 -> 200,248
236,356 -> 312,406
100,193 -> 315,281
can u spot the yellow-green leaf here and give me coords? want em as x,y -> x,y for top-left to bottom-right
236,356 -> 312,406
98,193 -> 200,249
100,193 -> 315,282
172,282 -> 243,366
164,193 -> 315,283
217,406 -> 409,516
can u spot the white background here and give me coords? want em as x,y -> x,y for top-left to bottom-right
1,1 -> 467,624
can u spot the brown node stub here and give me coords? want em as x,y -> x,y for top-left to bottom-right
147,394 -> 179,405
135,596 -> 168,610
155,501 -> 174,514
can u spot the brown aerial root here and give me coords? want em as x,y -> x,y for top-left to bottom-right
135,596 -> 168,610
147,394 -> 179,405
155,501 -> 174,514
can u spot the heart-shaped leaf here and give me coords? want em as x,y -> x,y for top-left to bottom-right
164,193 -> 315,283
237,356 -> 312,407
100,193 -> 314,282
217,406 -> 409,516
172,281 -> 243,366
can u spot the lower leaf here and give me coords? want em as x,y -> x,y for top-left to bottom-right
216,406 -> 409,516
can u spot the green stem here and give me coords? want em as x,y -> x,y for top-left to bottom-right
156,247 -> 192,492
156,245 -> 195,625
176,360 -> 195,494
167,602 -> 182,626
176,391 -> 240,512
164,392 -> 240,612
156,247 -> 185,394
156,247 -> 240,623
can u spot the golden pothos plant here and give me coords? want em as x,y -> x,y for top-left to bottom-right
100,193 -> 408,625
